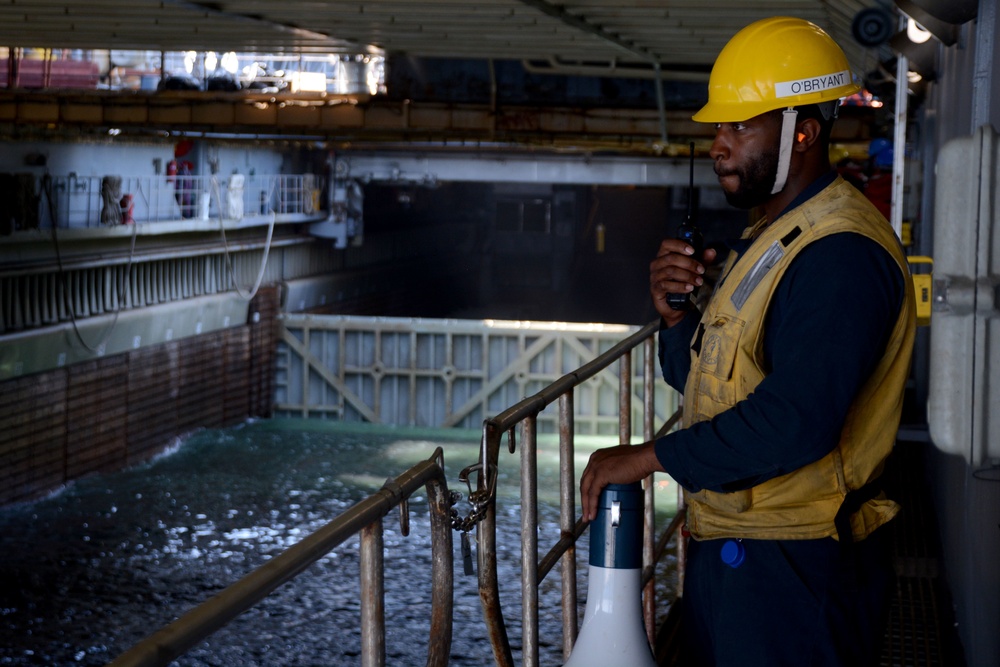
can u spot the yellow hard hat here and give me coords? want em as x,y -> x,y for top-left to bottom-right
693,17 -> 861,123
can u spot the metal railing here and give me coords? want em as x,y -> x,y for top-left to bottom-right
28,172 -> 324,229
108,448 -> 454,667
461,318 -> 686,666
108,317 -> 685,667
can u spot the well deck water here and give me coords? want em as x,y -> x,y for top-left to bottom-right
0,419 -> 678,666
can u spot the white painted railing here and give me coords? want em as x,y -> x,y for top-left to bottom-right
25,172 -> 323,229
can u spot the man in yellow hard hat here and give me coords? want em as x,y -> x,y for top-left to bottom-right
580,17 -> 916,666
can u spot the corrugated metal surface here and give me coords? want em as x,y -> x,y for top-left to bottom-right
1,251 -> 282,336
0,1 -> 884,77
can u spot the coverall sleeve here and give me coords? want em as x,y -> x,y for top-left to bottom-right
653,233 -> 905,493
657,311 -> 700,392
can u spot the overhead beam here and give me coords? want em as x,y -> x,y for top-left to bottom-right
163,0 -> 354,48
0,88 -> 872,150
0,89 -> 719,150
340,151 -> 721,187
514,0 -> 659,63
0,1 -> 869,71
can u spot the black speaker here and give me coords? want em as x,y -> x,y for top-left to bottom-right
852,7 -> 895,47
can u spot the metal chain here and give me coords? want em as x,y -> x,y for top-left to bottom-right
448,462 -> 497,534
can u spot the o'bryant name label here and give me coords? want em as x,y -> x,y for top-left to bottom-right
775,70 -> 851,98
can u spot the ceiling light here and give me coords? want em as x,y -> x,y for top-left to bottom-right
907,19 -> 932,44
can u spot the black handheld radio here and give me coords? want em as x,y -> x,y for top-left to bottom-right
667,143 -> 704,311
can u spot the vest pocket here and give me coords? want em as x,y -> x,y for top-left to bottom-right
698,314 -> 745,381
690,487 -> 753,513
686,314 -> 747,424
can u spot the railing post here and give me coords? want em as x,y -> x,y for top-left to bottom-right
559,390 -> 578,662
677,480 -> 688,597
360,518 -> 386,667
619,350 -> 632,446
643,334 -> 656,643
480,422 -> 515,667
521,414 -> 539,667
426,474 -> 455,667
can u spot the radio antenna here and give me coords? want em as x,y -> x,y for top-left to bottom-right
687,141 -> 695,221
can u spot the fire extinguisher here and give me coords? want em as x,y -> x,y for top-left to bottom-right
120,194 -> 135,225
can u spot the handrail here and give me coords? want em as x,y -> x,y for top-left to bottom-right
108,448 -> 454,667
29,172 -> 325,230
106,316 -> 684,667
484,320 -> 661,428
471,318 -> 686,667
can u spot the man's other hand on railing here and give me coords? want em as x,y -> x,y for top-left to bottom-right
580,442 -> 664,522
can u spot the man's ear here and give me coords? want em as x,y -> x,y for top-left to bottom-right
794,118 -> 822,151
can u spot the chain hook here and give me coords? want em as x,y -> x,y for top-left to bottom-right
450,461 -> 498,534
383,476 -> 410,537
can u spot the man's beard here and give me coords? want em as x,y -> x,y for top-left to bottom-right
716,146 -> 780,209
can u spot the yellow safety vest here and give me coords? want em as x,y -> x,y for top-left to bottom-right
683,177 -> 916,541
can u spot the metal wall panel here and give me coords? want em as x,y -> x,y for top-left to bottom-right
275,314 -> 678,433
928,124 -> 1000,467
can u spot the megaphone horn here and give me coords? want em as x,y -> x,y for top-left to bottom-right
564,482 -> 657,667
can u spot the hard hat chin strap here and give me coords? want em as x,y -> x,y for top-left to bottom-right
771,108 -> 798,195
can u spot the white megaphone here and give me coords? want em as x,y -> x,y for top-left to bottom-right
564,482 -> 657,667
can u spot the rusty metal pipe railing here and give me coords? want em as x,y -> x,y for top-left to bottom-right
109,449 -> 453,667
539,518 -> 589,581
558,391 -> 578,662
361,519 -> 386,667
521,414 -> 540,667
643,512 -> 685,588
484,321 -> 661,432
474,318 -> 687,666
478,421 -> 516,667
642,334 -> 657,643
641,409 -> 686,594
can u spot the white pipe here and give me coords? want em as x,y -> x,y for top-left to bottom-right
892,53 -> 909,240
